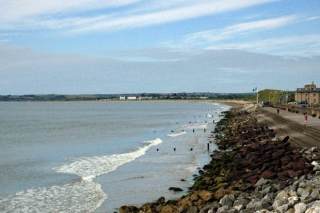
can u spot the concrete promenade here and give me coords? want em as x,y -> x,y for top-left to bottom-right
263,107 -> 320,129
257,107 -> 320,148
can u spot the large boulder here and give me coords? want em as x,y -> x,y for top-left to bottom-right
294,203 -> 307,213
219,194 -> 235,208
119,205 -> 139,213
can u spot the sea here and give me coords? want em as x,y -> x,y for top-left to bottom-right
0,101 -> 230,212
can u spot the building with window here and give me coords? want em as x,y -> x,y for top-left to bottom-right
295,82 -> 320,106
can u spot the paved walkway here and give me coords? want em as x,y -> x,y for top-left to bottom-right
263,107 -> 320,129
257,107 -> 320,148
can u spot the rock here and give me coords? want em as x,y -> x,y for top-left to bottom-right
306,201 -> 320,213
160,205 -> 178,213
213,188 -> 230,200
287,208 -> 295,213
310,189 -> 320,201
277,204 -> 289,213
233,204 -> 244,211
216,206 -> 230,213
306,205 -> 320,213
157,197 -> 166,204
190,193 -> 199,201
261,185 -> 273,195
298,187 -> 312,201
233,197 -> 250,208
294,159 -> 306,170
255,178 -> 269,187
178,197 -> 192,210
261,170 -> 274,179
294,203 -> 307,213
168,187 -> 183,192
219,194 -> 235,207
119,205 -> 139,213
287,196 -> 299,207
261,194 -> 273,209
246,199 -> 264,211
246,195 -> 272,211
199,202 -> 219,213
273,191 -> 290,211
186,206 -> 198,213
311,161 -> 320,171
197,190 -> 214,202
140,204 -> 153,213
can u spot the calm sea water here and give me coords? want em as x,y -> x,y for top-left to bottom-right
0,101 -> 229,212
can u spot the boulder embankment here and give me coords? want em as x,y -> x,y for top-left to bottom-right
119,107 -> 320,213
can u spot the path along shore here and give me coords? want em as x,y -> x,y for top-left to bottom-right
119,103 -> 320,213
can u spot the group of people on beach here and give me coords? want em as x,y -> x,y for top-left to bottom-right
155,112 -> 216,155
156,126 -> 211,153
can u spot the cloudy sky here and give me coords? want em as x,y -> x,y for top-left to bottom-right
0,0 -> 319,94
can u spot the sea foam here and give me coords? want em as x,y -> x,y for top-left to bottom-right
0,138 -> 162,212
167,131 -> 187,137
0,180 -> 106,213
55,138 -> 163,180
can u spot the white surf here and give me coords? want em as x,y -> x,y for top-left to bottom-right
0,138 -> 162,213
167,131 -> 187,137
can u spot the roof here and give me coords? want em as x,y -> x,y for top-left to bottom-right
296,88 -> 320,93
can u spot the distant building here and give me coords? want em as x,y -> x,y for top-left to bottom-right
138,96 -> 153,100
295,82 -> 320,106
127,96 -> 137,100
119,96 -> 126,100
199,96 -> 208,99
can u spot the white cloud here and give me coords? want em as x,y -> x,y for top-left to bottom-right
207,34 -> 320,56
185,15 -> 298,42
68,0 -> 275,34
161,14 -> 320,56
0,0 -> 275,34
0,0 -> 141,22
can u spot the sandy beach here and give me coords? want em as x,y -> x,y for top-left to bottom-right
119,102 -> 320,213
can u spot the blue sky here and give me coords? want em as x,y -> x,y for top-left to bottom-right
0,0 -> 320,94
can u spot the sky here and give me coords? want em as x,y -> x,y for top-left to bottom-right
0,0 -> 320,94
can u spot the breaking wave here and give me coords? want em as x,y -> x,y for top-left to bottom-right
0,138 -> 162,212
184,123 -> 208,130
167,131 -> 187,137
0,180 -> 106,213
54,138 -> 162,180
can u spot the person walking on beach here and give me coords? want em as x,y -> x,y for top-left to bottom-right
304,113 -> 308,130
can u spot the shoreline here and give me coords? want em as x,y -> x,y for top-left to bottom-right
119,104 -> 320,212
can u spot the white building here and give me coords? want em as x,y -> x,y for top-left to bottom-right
119,96 -> 126,100
127,96 -> 137,100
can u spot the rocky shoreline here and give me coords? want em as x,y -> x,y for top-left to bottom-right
119,107 -> 320,213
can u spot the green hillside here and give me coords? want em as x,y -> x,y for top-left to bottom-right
258,89 -> 294,105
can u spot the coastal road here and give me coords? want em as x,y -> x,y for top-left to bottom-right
257,107 -> 320,148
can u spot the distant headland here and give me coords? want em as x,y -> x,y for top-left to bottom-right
0,93 -> 256,102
